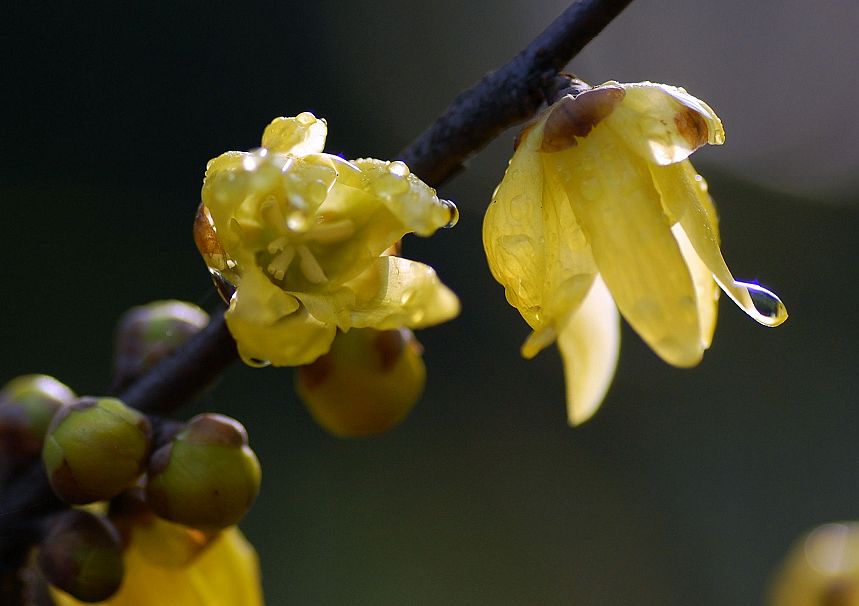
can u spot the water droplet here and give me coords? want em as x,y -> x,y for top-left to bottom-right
242,156 -> 258,171
242,354 -> 271,368
441,199 -> 459,228
389,161 -> 410,177
287,211 -> 311,232
743,281 -> 788,325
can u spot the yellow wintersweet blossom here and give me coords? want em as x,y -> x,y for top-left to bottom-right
197,112 -> 459,367
484,80 -> 787,425
768,522 -> 859,606
51,526 -> 263,606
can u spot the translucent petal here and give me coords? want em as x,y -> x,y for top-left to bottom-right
606,81 -> 725,165
672,223 -> 719,348
557,276 -> 620,425
261,112 -> 328,156
546,126 -> 703,367
51,527 -> 263,606
540,160 -> 600,321
352,158 -> 454,236
226,264 -> 300,326
298,256 -> 460,331
227,303 -> 336,367
650,161 -> 787,326
483,127 -> 547,328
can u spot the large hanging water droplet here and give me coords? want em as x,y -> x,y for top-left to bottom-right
441,199 -> 459,228
742,281 -> 788,326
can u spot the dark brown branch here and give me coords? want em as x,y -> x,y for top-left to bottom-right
399,0 -> 634,186
0,0 -> 632,585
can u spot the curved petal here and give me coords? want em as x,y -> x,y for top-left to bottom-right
545,126 -> 703,367
557,276 -> 620,425
51,527 -> 263,606
650,161 -> 787,326
352,158 -> 454,237
483,125 -> 547,329
227,305 -> 336,367
672,223 -> 720,348
606,81 -> 725,165
298,256 -> 460,331
261,112 -> 328,156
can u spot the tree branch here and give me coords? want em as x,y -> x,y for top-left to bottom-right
0,0 -> 632,580
399,0 -> 633,187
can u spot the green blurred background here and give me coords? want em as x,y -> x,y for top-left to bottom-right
3,2 -> 858,604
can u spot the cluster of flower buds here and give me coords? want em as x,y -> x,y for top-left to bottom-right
0,300 -> 261,604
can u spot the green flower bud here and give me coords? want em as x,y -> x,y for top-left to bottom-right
110,488 -> 217,567
295,328 -> 426,437
112,300 -> 209,391
37,509 -> 124,603
145,414 -> 261,530
42,397 -> 152,505
0,374 -> 76,463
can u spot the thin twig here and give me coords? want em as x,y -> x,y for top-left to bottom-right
0,0 -> 632,583
399,0 -> 634,186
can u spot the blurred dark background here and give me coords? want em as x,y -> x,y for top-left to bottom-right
3,2 -> 858,604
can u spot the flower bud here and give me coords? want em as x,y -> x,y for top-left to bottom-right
109,488 -> 217,568
0,374 -> 76,463
295,328 -> 426,437
112,300 -> 209,391
42,397 -> 152,504
146,413 -> 261,530
768,522 -> 859,606
37,509 -> 124,603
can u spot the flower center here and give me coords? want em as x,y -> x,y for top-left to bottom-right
256,195 -> 354,286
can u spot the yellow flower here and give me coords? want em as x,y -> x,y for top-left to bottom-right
51,525 -> 263,606
768,522 -> 859,606
198,112 -> 459,367
483,80 -> 787,425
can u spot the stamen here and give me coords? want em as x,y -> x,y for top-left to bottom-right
309,219 -> 355,244
267,247 -> 295,281
259,196 -> 286,229
296,245 -> 328,284
267,236 -> 289,254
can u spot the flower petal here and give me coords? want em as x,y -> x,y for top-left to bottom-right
672,223 -> 720,348
261,112 -> 328,156
545,126 -> 703,367
557,276 -> 620,425
607,81 -> 725,165
227,305 -> 335,367
352,158 -> 454,236
483,133 -> 547,329
650,161 -> 787,326
298,256 -> 460,331
51,527 -> 263,606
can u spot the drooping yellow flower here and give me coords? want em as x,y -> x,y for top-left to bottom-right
51,525 -> 263,606
483,80 -> 787,425
197,112 -> 459,367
